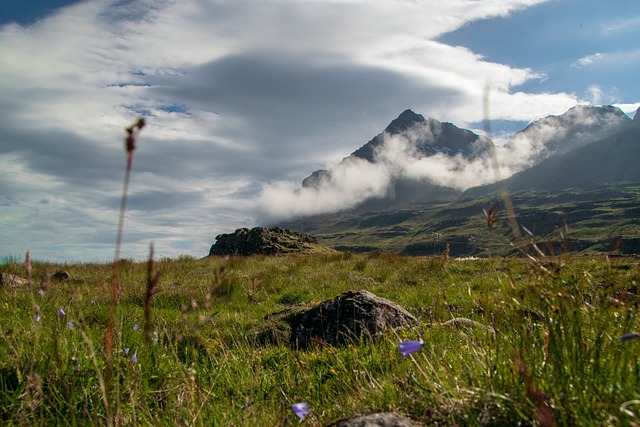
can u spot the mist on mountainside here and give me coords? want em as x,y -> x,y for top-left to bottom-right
256,105 -> 634,221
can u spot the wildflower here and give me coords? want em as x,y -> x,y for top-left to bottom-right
57,309 -> 65,316
67,322 -> 74,329
131,352 -> 137,364
291,402 -> 309,420
133,323 -> 140,331
328,367 -> 338,377
398,340 -> 423,358
35,315 -> 41,322
621,333 -> 640,341
124,348 -> 130,355
152,331 -> 158,344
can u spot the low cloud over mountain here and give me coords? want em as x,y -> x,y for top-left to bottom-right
258,105 -> 635,221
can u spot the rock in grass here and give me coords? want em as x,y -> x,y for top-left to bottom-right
52,270 -> 71,282
290,290 -> 416,346
208,226 -> 334,256
327,412 -> 422,426
0,273 -> 28,287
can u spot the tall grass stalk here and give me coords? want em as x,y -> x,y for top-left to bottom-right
105,117 -> 145,424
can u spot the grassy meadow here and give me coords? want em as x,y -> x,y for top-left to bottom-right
1,251 -> 640,426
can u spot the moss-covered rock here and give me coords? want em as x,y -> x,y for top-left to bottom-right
208,226 -> 335,256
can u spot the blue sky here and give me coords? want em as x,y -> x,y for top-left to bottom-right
440,0 -> 640,105
1,0 -> 638,262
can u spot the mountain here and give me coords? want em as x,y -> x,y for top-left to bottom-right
463,106 -> 640,197
349,109 -> 491,162
502,127 -> 640,192
274,105 -> 640,256
302,109 -> 491,190
504,104 -> 631,165
300,109 -> 491,210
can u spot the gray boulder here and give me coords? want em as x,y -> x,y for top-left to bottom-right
290,290 -> 416,346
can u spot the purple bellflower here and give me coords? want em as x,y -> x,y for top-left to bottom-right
291,402 -> 309,420
398,340 -> 424,358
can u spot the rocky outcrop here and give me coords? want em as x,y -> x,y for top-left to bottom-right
259,290 -> 416,347
208,226 -> 331,256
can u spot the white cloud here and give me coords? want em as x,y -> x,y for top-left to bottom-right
572,52 -> 604,68
601,16 -> 640,35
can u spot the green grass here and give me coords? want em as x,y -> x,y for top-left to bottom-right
1,253 -> 640,425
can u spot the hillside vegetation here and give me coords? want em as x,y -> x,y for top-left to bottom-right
1,252 -> 639,425
284,182 -> 640,257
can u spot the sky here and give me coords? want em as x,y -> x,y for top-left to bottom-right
1,0 -> 639,262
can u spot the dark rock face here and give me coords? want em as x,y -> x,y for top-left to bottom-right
350,109 -> 487,164
302,169 -> 331,189
289,290 -> 416,346
209,226 -> 319,256
327,413 -> 422,427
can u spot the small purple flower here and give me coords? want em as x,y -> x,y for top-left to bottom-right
133,324 -> 140,331
35,315 -> 41,322
621,333 -> 640,341
291,402 -> 309,420
66,322 -> 74,329
57,309 -> 65,316
124,348 -> 130,355
398,340 -> 423,358
131,352 -> 137,364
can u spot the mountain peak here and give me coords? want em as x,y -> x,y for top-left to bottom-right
384,109 -> 427,134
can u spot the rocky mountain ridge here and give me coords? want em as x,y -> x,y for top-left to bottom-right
302,108 -> 492,190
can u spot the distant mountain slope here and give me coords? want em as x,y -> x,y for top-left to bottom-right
463,115 -> 640,198
504,104 -> 631,165
505,127 -> 640,192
